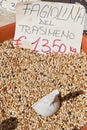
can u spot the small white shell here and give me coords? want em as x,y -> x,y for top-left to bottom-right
32,90 -> 60,117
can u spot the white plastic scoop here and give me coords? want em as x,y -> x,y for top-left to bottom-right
32,90 -> 60,117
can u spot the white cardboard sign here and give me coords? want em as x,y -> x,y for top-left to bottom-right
13,1 -> 86,54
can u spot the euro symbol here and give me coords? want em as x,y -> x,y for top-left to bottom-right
14,36 -> 27,47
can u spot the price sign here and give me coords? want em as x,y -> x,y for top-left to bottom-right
13,1 -> 86,54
